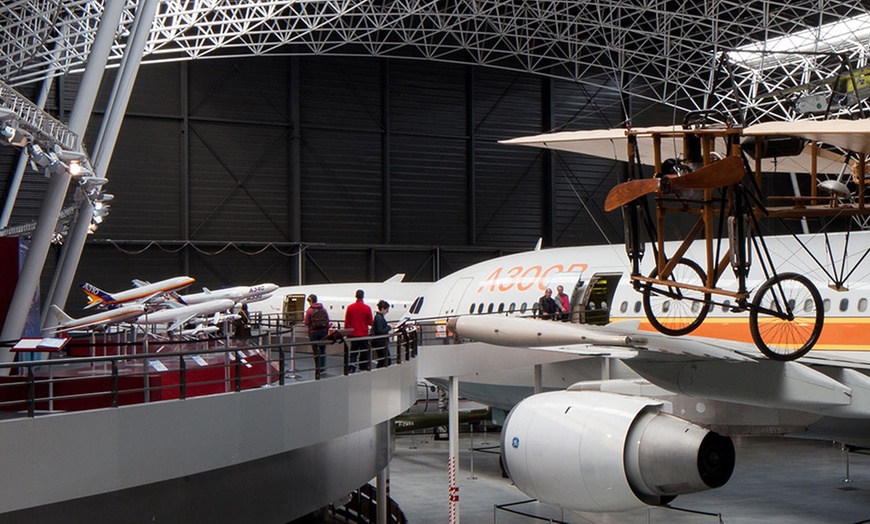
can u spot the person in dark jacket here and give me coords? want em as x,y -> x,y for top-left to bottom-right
371,300 -> 391,368
538,288 -> 559,320
303,294 -> 330,379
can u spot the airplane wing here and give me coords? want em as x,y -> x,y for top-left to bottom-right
166,313 -> 200,333
448,314 -> 870,416
449,315 -> 756,362
742,118 -> 870,155
500,125 -> 849,174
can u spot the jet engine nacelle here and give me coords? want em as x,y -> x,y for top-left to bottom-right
501,391 -> 735,512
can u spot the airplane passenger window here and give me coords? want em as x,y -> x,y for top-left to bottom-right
469,304 -> 476,314
840,298 -> 849,312
509,303 -> 516,313
803,299 -> 814,313
620,301 -> 628,313
860,298 -> 868,312
661,301 -> 670,313
691,301 -> 700,313
633,301 -> 641,313
788,299 -> 796,311
824,299 -> 831,312
498,303 -> 505,313
520,302 -> 527,313
722,300 -> 731,312
478,303 -> 484,314
487,303 -> 494,314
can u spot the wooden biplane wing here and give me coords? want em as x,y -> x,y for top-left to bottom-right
742,118 -> 870,156
500,125 -> 848,175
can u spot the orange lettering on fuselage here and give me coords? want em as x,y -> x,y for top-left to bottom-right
476,263 -> 588,294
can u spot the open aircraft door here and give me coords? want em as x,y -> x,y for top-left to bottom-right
575,273 -> 622,325
282,294 -> 306,327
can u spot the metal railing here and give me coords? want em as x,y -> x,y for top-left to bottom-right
0,323 -> 418,419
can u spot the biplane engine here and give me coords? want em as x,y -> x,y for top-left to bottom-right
501,391 -> 735,512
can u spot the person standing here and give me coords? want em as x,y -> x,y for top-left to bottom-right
303,294 -> 330,379
345,289 -> 373,371
555,285 -> 570,321
538,288 -> 559,320
371,300 -> 391,368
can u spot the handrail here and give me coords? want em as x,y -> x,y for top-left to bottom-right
0,325 -> 418,419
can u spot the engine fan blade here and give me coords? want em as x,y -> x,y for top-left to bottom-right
604,155 -> 745,212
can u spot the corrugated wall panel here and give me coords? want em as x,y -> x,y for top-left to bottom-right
390,61 -> 468,245
300,58 -> 384,245
474,70 -> 544,248
187,121 -> 292,241
188,59 -> 289,124
97,117 -> 182,240
300,128 -> 383,244
552,81 -> 625,246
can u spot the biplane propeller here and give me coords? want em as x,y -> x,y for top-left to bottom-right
603,155 -> 745,211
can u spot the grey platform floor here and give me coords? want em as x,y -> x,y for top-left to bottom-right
389,432 -> 870,524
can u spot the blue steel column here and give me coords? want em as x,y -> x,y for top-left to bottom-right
42,0 -> 157,330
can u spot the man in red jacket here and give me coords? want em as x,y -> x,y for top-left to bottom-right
345,289 -> 373,371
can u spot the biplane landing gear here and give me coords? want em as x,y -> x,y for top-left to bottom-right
642,258 -> 711,336
749,273 -> 824,361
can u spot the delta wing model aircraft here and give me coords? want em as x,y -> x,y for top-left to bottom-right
80,276 -> 195,309
405,116 -> 870,513
247,273 -> 432,324
132,298 -> 236,333
176,283 -> 279,306
42,304 -> 147,334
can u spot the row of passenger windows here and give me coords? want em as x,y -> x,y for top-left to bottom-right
626,296 -> 867,314
467,296 -> 868,317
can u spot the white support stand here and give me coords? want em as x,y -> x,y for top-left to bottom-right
448,375 -> 460,524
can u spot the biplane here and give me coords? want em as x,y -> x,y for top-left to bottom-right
501,112 -> 870,361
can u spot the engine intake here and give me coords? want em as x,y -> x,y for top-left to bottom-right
501,391 -> 734,512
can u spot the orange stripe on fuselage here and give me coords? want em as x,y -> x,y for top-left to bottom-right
614,316 -> 870,352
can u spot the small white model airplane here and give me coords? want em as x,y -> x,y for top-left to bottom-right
133,298 -> 236,333
176,283 -> 279,306
42,304 -> 147,334
80,276 -> 195,309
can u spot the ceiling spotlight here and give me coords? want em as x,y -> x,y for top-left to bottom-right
80,176 -> 108,190
68,160 -> 82,176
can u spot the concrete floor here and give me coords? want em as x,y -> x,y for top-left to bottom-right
389,431 -> 870,523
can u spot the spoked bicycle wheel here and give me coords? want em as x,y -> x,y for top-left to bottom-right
749,272 -> 824,361
642,258 -> 710,336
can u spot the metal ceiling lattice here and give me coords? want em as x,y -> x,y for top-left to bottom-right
2,1 -> 870,124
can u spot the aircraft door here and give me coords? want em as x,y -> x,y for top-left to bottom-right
282,294 -> 306,327
440,277 -> 474,317
576,273 -> 622,325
